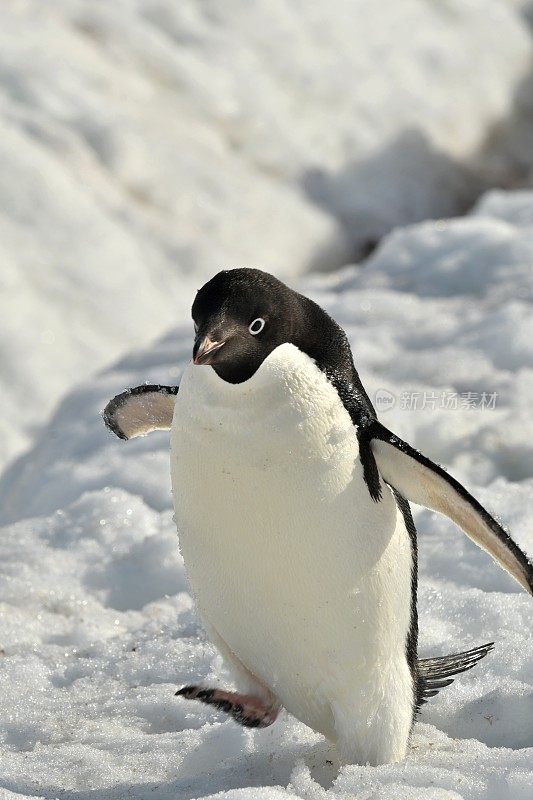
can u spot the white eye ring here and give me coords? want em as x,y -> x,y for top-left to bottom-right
249,317 -> 266,335
193,321 -> 198,334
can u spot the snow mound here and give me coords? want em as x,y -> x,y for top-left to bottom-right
2,189 -> 533,524
0,0 -> 531,467
0,471 -> 531,798
0,189 -> 532,798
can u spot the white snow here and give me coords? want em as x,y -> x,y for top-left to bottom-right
1,0 -> 532,468
1,190 -> 532,799
3,0 -> 533,795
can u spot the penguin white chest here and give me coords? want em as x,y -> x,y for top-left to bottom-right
171,344 -> 413,738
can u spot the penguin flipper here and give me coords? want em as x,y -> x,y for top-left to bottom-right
368,421 -> 533,596
103,384 -> 178,440
417,642 -> 494,706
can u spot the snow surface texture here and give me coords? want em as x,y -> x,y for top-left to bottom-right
1,190 -> 532,799
1,0 -> 532,468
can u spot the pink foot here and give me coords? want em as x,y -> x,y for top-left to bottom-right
176,685 -> 280,728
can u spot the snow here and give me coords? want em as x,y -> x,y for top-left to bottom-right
3,189 -> 533,523
0,484 -> 531,799
1,0 -> 532,468
3,0 -> 533,795
1,190 -> 532,799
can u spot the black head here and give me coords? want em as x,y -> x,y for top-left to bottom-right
190,267 -> 376,408
191,268 -> 306,384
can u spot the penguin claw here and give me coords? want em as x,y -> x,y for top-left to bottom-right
175,685 -> 207,700
175,684 -> 279,728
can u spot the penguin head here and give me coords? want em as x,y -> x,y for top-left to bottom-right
191,268 -> 306,384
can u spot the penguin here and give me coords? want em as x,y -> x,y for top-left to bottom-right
103,268 -> 532,766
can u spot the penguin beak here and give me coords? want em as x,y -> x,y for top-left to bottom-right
193,335 -> 226,365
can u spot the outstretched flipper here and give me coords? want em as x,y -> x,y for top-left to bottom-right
365,421 -> 533,595
417,642 -> 494,706
103,384 -> 178,441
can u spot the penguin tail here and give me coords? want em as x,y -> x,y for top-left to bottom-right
416,642 -> 494,707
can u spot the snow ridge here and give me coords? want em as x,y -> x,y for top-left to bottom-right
0,191 -> 532,799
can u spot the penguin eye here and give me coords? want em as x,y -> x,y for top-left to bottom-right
248,317 -> 266,335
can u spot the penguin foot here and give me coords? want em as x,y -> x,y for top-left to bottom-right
176,685 -> 280,728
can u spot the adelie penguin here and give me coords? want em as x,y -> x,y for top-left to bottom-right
104,268 -> 533,766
